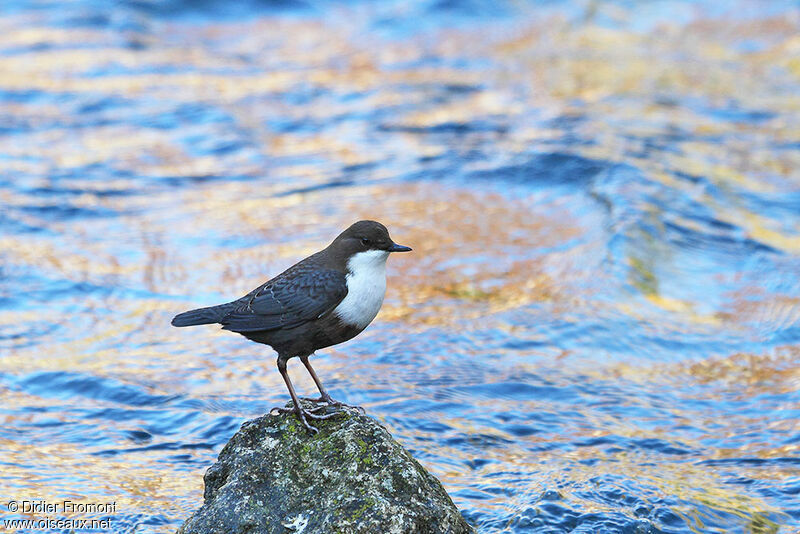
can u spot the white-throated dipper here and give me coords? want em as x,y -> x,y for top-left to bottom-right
171,220 -> 411,432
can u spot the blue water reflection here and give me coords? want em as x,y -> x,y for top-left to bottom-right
1,1 -> 799,533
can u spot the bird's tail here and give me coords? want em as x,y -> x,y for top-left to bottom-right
171,304 -> 230,327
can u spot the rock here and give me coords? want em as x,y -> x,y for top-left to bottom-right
178,401 -> 473,534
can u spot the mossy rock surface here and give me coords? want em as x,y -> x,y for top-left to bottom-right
177,401 -> 473,534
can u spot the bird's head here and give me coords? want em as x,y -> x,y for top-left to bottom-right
328,220 -> 412,267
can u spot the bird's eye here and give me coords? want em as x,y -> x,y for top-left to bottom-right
360,237 -> 370,246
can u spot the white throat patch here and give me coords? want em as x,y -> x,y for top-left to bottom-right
333,250 -> 390,329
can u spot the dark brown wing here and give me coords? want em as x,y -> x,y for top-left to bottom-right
220,265 -> 347,333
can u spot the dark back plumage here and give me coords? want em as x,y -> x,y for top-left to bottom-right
170,220 -> 397,332
220,259 -> 347,333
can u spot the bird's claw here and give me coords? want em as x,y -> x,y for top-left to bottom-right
325,399 -> 365,414
270,404 -> 327,415
304,409 -> 340,420
300,394 -> 365,414
270,402 -> 344,434
270,406 -> 291,416
295,410 -> 319,434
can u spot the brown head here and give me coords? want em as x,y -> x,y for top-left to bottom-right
325,220 -> 411,268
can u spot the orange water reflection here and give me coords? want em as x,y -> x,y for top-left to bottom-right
1,4 -> 799,532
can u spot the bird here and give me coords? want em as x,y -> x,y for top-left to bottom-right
171,220 -> 412,432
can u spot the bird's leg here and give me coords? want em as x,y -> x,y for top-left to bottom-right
298,355 -> 330,403
270,357 -> 339,434
299,355 -> 364,413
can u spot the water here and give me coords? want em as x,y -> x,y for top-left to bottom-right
1,1 -> 799,532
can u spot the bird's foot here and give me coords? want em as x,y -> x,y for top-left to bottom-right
269,402 -> 342,434
270,403 -> 327,415
301,393 -> 365,414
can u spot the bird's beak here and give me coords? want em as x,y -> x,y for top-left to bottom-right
388,243 -> 412,252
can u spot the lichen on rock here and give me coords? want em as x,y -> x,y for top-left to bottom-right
177,401 -> 473,534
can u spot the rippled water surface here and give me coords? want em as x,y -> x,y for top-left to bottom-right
2,1 -> 800,532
